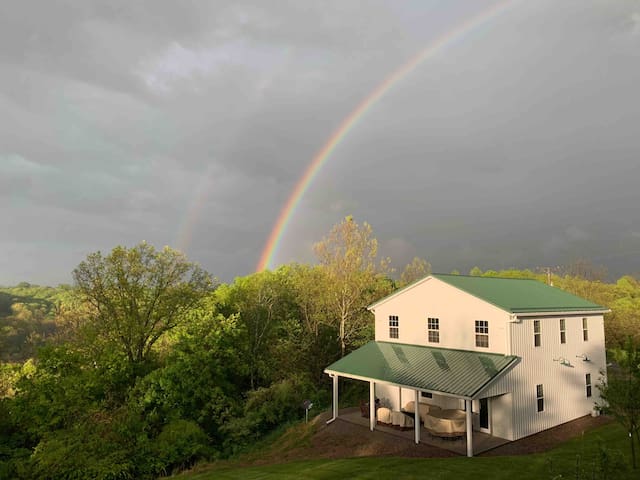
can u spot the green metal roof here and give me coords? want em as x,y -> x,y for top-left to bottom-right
431,274 -> 606,313
325,341 -> 519,399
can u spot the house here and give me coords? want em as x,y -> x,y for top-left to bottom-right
324,274 -> 608,456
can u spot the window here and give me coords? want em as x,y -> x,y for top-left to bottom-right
421,392 -> 433,399
427,317 -> 440,343
389,315 -> 399,339
475,320 -> 489,348
582,317 -> 589,341
559,318 -> 566,344
534,320 -> 541,347
536,384 -> 544,412
586,374 -> 592,398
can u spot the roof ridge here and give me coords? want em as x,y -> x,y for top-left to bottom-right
432,273 -> 538,281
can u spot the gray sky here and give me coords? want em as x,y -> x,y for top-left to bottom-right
2,0 -> 640,285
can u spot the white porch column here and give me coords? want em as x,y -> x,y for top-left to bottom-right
414,389 -> 420,444
465,399 -> 473,457
369,381 -> 376,431
332,375 -> 339,419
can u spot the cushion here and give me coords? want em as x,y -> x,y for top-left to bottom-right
404,401 -> 437,423
377,407 -> 392,424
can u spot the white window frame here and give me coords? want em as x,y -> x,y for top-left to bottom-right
586,373 -> 592,398
536,384 -> 544,412
582,317 -> 589,342
427,317 -> 440,343
475,320 -> 489,348
559,318 -> 566,344
389,315 -> 399,339
533,319 -> 541,347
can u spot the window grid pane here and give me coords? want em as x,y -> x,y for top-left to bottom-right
534,320 -> 541,347
389,315 -> 399,339
475,320 -> 489,347
427,317 -> 440,343
582,318 -> 589,341
586,374 -> 592,398
536,384 -> 544,412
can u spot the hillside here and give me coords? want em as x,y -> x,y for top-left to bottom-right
178,410 -> 623,479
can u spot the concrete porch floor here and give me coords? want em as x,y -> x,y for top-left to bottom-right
337,407 -> 510,456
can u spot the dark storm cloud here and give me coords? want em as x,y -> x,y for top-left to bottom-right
1,0 -> 640,284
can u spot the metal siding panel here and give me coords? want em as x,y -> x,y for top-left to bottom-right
509,315 -> 606,440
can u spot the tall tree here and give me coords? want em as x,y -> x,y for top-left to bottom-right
399,257 -> 431,287
214,269 -> 293,389
313,216 -> 392,357
73,242 -> 213,365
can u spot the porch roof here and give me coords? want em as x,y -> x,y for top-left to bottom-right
325,341 -> 519,399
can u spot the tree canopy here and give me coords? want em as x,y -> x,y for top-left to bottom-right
72,242 -> 214,365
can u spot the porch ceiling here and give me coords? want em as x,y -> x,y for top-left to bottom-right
325,341 -> 519,399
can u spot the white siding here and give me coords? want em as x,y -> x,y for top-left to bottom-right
372,277 -> 512,354
508,314 -> 606,440
490,393 -> 514,440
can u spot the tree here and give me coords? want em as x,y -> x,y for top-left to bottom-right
399,257 -> 431,287
72,242 -> 214,365
313,216 -> 392,357
214,269 -> 293,389
597,340 -> 640,469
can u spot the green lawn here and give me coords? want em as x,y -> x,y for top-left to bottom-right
180,422 -> 634,480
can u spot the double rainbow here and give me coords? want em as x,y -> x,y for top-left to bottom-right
256,1 -> 514,272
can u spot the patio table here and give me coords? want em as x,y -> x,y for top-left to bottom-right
423,408 -> 466,438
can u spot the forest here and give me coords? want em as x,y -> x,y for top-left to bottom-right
1,216 -> 639,479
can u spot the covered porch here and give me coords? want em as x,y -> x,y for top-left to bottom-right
324,341 -> 519,457
338,407 -> 510,455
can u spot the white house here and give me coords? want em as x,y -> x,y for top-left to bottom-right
324,274 -> 608,457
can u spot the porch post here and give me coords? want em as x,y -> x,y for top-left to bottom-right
465,399 -> 473,457
414,389 -> 420,444
333,375 -> 339,419
369,381 -> 376,431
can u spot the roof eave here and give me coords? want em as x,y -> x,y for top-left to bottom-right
323,368 -> 474,400
514,308 -> 610,317
470,356 -> 521,399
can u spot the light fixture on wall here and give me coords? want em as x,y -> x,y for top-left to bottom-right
553,356 -> 572,367
576,354 -> 590,362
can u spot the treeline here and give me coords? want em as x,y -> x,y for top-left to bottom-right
0,217 -> 638,479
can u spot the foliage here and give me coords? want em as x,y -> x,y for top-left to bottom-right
398,257 -> 431,287
132,310 -> 243,449
222,375 -> 318,450
313,216 -> 392,356
152,419 -> 211,475
597,339 -> 640,469
214,269 -> 296,389
73,242 -> 214,365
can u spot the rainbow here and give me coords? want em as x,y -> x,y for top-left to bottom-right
256,1 -> 515,272
175,165 -> 216,254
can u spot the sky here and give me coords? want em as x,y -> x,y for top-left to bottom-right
1,0 -> 640,285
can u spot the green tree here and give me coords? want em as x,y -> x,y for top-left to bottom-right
215,269 -> 294,389
399,257 -> 431,287
597,340 -> 640,469
313,216 -> 392,357
73,242 -> 214,365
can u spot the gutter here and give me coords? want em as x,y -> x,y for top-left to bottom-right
514,309 -> 610,318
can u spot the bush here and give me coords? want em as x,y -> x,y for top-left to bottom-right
152,419 -> 210,475
222,375 -> 319,452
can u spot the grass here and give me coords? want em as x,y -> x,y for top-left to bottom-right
176,421 -> 633,480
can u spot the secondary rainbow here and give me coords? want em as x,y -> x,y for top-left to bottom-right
256,1 -> 514,271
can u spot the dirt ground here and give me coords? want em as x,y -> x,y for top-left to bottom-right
244,411 -> 612,466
